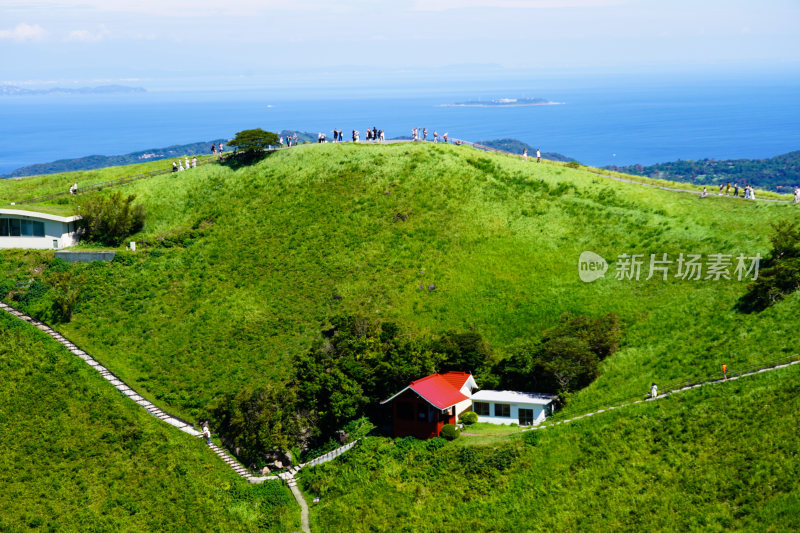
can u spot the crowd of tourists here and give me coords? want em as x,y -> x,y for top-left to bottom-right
172,156 -> 198,172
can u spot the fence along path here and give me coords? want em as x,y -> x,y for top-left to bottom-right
16,156 -> 223,205
0,299 -> 358,483
13,138 -> 793,206
524,356 -> 800,433
0,299 -> 282,484
449,138 -> 794,204
5,296 -> 800,530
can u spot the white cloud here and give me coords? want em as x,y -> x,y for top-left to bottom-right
66,25 -> 110,42
0,23 -> 47,42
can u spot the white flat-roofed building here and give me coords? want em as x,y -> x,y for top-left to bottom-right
0,209 -> 81,250
470,389 -> 556,426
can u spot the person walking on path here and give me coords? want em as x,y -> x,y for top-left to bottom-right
734,183 -> 739,197
536,148 -> 541,162
722,364 -> 728,380
650,383 -> 658,399
794,187 -> 800,204
203,424 -> 211,445
433,131 -> 438,143
701,187 -> 708,198
523,148 -> 528,160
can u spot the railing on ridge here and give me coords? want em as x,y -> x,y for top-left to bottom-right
16,156 -> 223,205
543,353 -> 800,425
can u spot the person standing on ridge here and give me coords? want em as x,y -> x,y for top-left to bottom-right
536,148 -> 541,162
650,383 -> 658,399
423,128 -> 428,140
523,148 -> 528,160
722,364 -> 728,380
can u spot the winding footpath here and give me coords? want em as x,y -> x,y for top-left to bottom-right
0,299 -> 359,532
527,358 -> 800,432
450,138 -> 795,204
3,296 -> 800,532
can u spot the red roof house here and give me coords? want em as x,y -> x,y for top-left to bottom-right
381,371 -> 478,439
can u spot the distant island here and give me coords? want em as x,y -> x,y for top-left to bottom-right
0,84 -> 146,96
441,97 -> 563,107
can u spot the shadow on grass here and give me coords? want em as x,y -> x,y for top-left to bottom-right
220,150 -> 279,171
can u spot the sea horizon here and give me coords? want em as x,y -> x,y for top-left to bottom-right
2,73 -> 799,176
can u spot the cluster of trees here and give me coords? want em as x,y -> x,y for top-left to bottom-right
737,221 -> 800,313
210,311 -> 621,467
495,313 -> 621,397
607,150 -> 800,192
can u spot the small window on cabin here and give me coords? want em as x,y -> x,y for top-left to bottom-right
21,220 -> 33,237
9,218 -> 21,236
0,218 -> 8,236
494,403 -> 511,417
473,402 -> 490,416
33,221 -> 45,237
396,402 -> 413,420
417,404 -> 428,421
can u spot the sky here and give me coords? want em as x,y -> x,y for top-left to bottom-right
1,0 -> 799,90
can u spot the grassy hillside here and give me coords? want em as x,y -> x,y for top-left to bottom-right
2,141 -> 799,530
1,142 -> 798,425
0,311 -> 299,531
300,363 -> 800,532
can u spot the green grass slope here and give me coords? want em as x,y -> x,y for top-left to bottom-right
301,364 -> 800,532
0,311 -> 299,532
1,142 -> 798,424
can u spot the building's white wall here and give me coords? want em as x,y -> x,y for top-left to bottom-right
0,219 -> 77,250
454,397 -> 472,417
473,402 -> 550,426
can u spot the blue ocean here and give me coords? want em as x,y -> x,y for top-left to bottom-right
2,74 -> 799,175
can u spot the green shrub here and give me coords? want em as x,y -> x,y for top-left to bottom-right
458,411 -> 479,425
522,430 -> 540,446
566,161 -> 580,169
78,191 -> 145,246
440,424 -> 460,440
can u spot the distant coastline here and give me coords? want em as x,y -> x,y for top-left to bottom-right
440,97 -> 564,108
0,84 -> 146,96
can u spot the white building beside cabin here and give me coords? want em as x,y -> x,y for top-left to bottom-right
471,390 -> 556,426
0,209 -> 81,250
